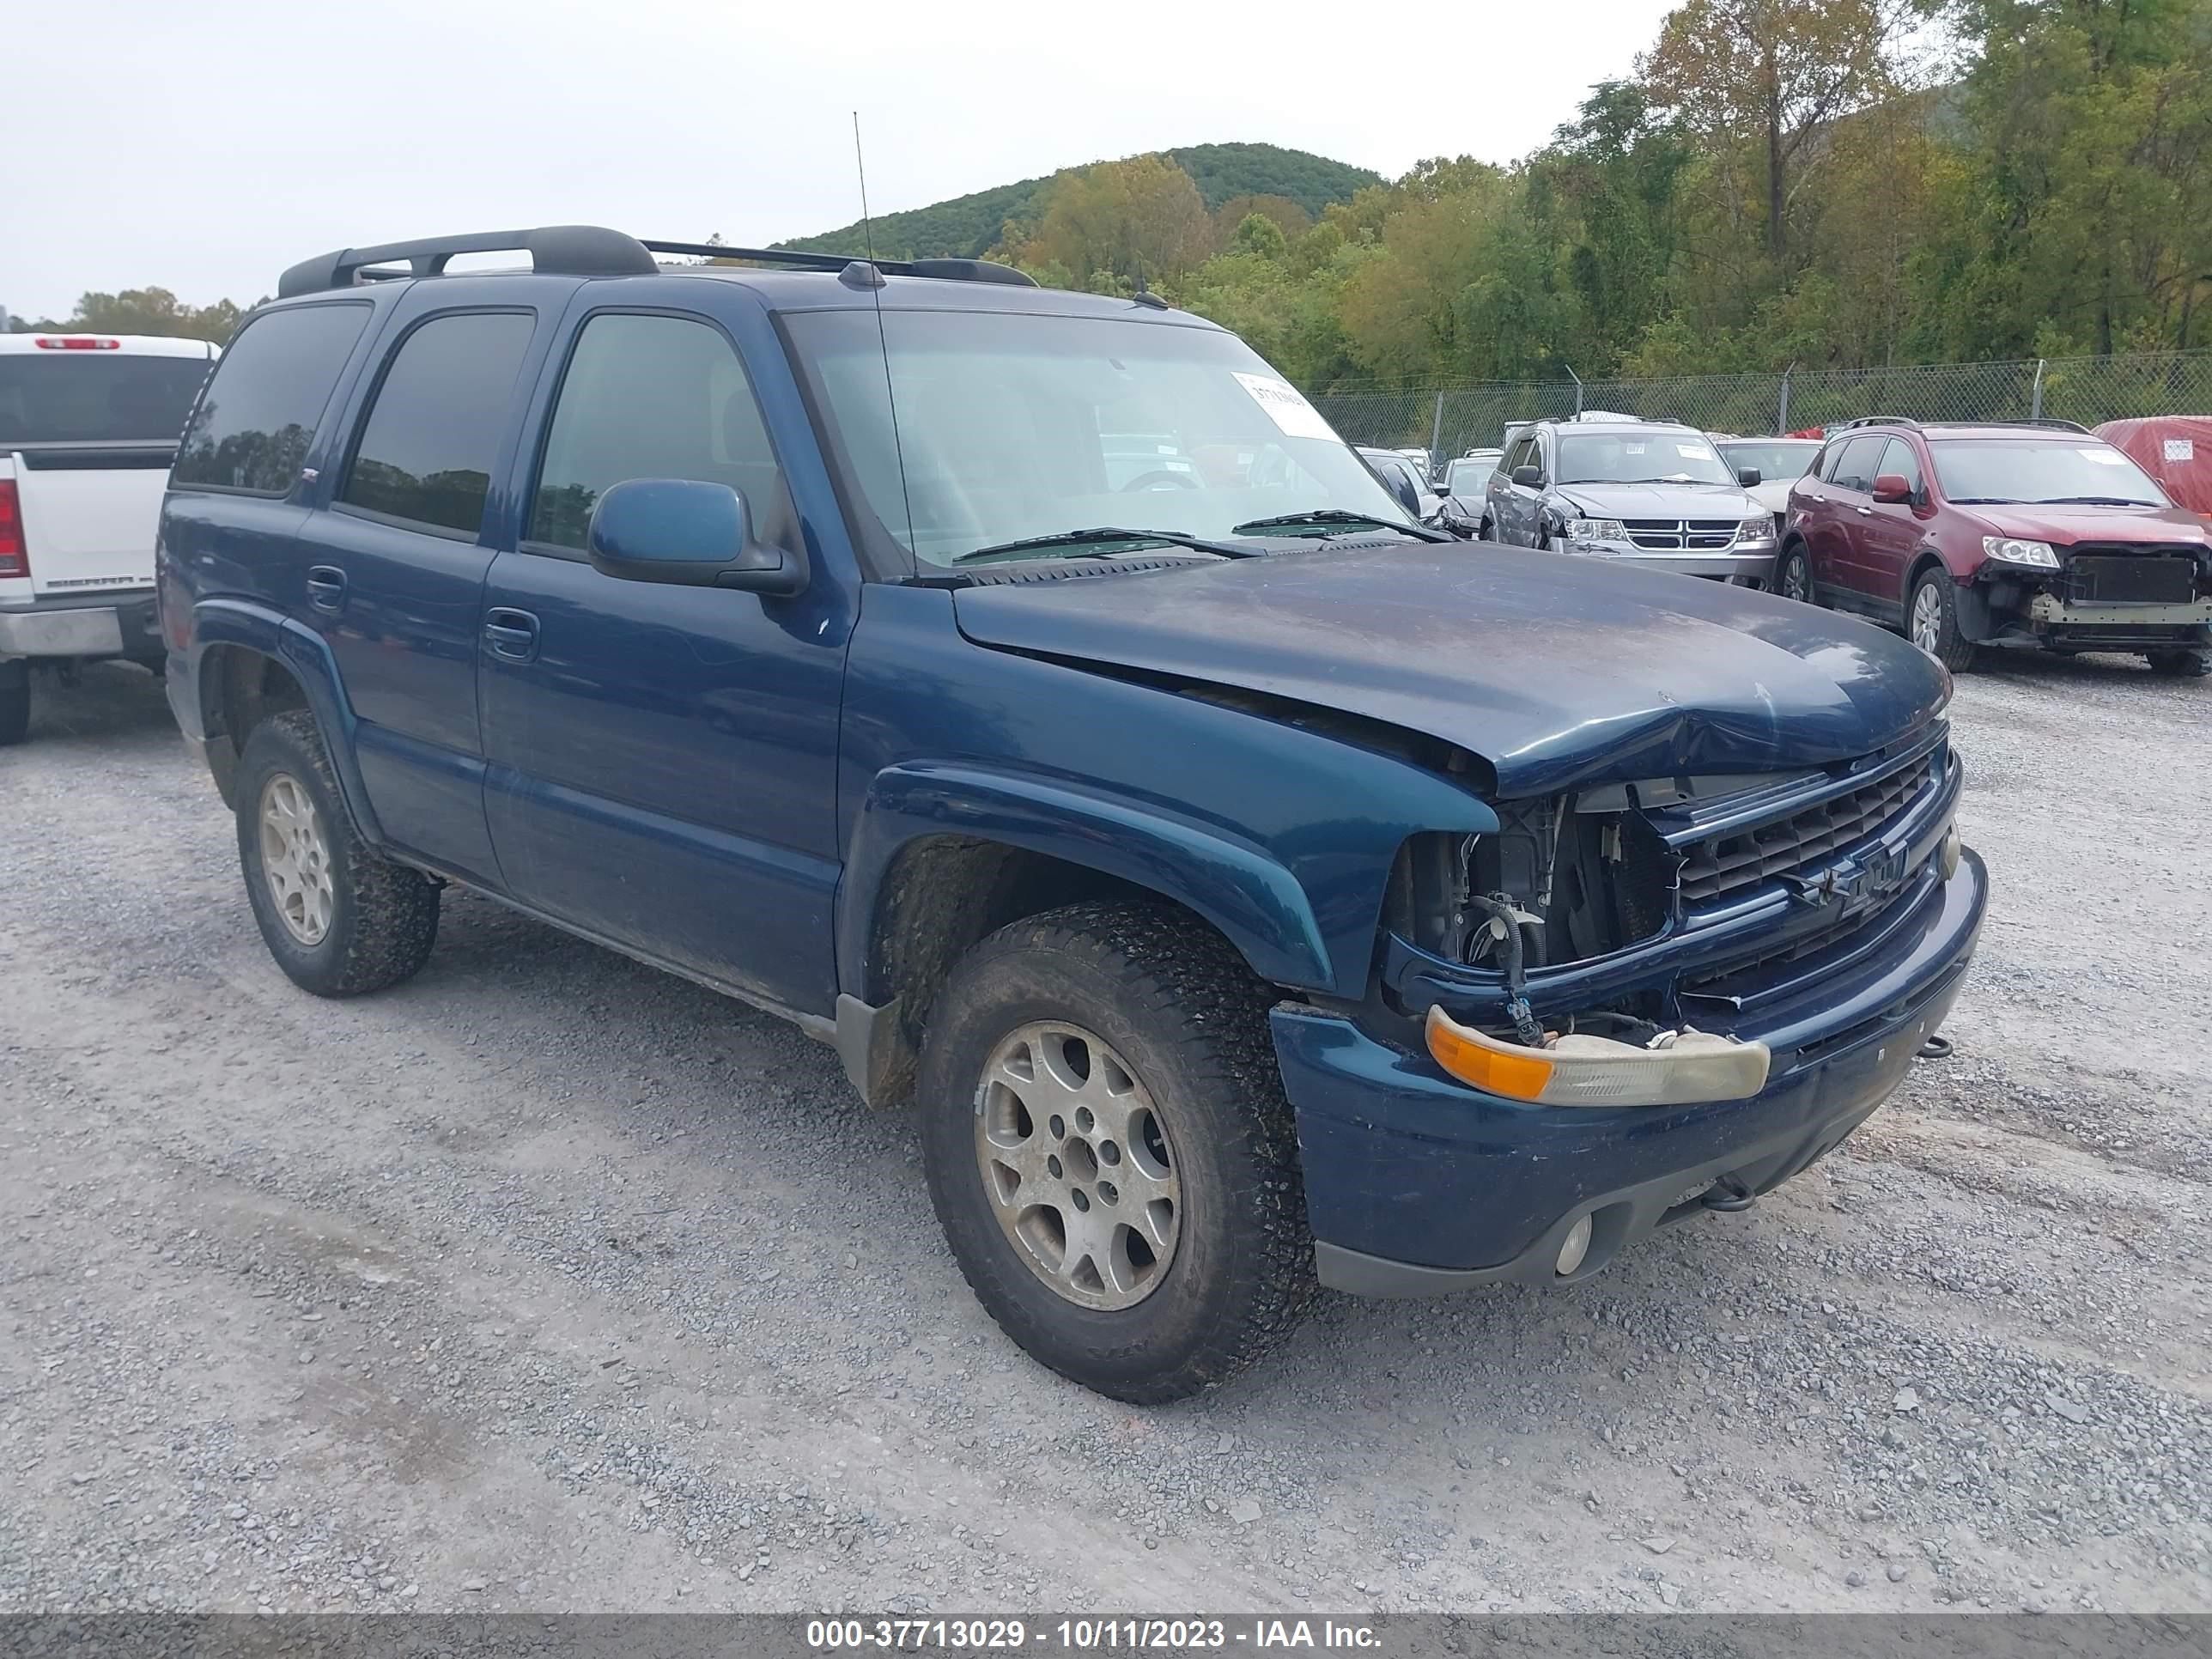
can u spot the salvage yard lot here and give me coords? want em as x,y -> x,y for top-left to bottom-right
1,654 -> 2206,1615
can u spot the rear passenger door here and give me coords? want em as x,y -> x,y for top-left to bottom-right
1806,434 -> 1881,605
477,307 -> 852,1016
306,298 -> 554,880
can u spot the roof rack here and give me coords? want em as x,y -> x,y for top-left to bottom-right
2011,416 -> 2091,433
277,226 -> 1040,298
641,240 -> 1036,288
1831,415 -> 1920,431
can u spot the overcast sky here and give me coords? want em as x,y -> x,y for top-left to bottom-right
3,0 -> 1682,321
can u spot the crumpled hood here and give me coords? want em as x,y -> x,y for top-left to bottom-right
951,542 -> 1948,797
1553,481 -> 1766,521
1957,501 -> 2212,548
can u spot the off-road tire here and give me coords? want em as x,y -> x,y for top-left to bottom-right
234,710 -> 440,997
1907,568 -> 1977,672
0,663 -> 28,746
917,901 -> 1316,1402
1774,544 -> 1817,607
2145,648 -> 2209,678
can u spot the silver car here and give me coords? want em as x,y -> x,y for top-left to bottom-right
1486,416 -> 1778,582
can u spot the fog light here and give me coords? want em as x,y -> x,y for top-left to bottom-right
1938,824 -> 1962,881
1555,1215 -> 1593,1276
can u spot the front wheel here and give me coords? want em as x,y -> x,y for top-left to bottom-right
2146,648 -> 2209,678
234,710 -> 441,997
1908,568 -> 1977,672
1774,544 -> 1816,606
917,902 -> 1316,1402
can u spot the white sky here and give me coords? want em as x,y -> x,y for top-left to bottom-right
3,0 -> 1682,321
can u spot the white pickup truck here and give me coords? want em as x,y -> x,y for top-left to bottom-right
0,332 -> 217,743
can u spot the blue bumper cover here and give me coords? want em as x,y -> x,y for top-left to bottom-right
1273,848 -> 1987,1294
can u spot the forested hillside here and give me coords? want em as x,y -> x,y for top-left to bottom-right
774,142 -> 1380,261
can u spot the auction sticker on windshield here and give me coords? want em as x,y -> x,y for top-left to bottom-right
1233,372 -> 1335,441
2166,438 -> 2195,461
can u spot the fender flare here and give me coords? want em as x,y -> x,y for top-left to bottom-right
190,599 -> 383,844
836,760 -> 1342,999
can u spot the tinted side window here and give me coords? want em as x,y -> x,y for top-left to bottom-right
337,312 -> 534,536
529,313 -> 796,553
1828,435 -> 1884,493
1879,438 -> 1923,495
173,304 -> 370,493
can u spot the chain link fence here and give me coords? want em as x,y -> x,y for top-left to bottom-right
1311,349 -> 2212,463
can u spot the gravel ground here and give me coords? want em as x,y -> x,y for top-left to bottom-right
1,653 -> 2206,1617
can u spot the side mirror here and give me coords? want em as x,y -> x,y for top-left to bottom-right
1870,472 -> 1914,505
586,478 -> 806,596
1511,465 -> 1543,489
1737,466 -> 1762,487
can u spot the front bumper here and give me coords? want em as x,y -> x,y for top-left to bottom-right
1562,544 -> 1775,581
0,589 -> 161,660
1273,847 -> 1986,1295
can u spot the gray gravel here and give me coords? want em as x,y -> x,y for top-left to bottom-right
1,652 -> 2207,1615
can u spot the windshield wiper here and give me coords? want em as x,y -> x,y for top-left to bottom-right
2033,495 -> 2158,507
951,526 -> 1259,566
1231,508 -> 1451,543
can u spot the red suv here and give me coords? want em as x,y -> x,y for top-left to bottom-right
1776,417 -> 2211,677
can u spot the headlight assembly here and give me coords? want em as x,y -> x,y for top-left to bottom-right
1564,517 -> 1629,544
1735,515 -> 1777,544
1982,536 -> 2060,570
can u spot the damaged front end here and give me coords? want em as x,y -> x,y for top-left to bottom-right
1374,720 -> 1963,1096
1971,542 -> 2212,653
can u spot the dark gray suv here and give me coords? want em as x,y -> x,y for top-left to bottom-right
1485,416 -> 1778,582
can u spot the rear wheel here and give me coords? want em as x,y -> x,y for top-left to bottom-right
234,710 -> 441,996
917,901 -> 1316,1402
1908,568 -> 1977,672
1775,544 -> 1816,606
0,661 -> 27,746
2146,648 -> 2209,678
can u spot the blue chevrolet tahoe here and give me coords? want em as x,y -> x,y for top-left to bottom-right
158,226 -> 1986,1401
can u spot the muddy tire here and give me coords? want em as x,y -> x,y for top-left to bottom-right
0,661 -> 27,746
1907,568 -> 1977,672
234,710 -> 440,997
2146,649 -> 2209,678
917,901 -> 1316,1402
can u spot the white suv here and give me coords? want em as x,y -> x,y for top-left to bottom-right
0,332 -> 216,742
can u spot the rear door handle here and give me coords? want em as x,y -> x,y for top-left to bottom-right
483,607 -> 540,663
305,565 -> 347,613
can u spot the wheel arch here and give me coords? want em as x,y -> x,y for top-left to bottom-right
833,764 -> 1342,1107
188,600 -> 381,839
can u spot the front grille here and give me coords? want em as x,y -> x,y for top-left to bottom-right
1622,518 -> 1741,550
1677,753 -> 1939,907
2065,549 -> 2200,605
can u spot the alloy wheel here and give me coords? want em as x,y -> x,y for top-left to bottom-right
1911,583 -> 1945,655
1783,554 -> 1812,604
258,773 -> 335,945
972,1021 -> 1182,1310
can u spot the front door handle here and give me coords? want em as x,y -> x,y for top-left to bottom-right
1856,505 -> 1875,516
305,565 -> 347,613
483,607 -> 540,662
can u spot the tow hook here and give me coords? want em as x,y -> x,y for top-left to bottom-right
1700,1174 -> 1758,1213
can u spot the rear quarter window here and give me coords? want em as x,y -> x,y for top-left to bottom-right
173,303 -> 372,494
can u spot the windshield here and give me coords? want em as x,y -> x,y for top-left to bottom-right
784,307 -> 1407,568
0,351 -> 212,446
1929,440 -> 2170,506
1717,441 -> 1820,480
1556,429 -> 1734,486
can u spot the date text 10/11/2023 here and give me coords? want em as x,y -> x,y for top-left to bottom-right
805,1619 -> 1383,1650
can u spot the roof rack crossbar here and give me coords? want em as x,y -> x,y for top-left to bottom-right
639,240 -> 1038,288
279,226 -> 659,297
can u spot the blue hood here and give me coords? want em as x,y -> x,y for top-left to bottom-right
950,542 -> 1948,797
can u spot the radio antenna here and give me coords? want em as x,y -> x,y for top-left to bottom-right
854,112 -> 917,562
